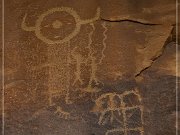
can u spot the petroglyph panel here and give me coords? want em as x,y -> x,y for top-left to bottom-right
4,0 -> 177,135
21,6 -> 103,109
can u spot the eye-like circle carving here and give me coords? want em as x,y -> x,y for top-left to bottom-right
22,7 -> 100,44
35,7 -> 81,44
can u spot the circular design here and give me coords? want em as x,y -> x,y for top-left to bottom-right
35,7 -> 81,44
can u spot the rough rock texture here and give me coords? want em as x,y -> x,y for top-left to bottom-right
99,0 -> 176,25
0,0 -> 179,135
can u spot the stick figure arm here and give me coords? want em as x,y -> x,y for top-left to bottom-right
79,7 -> 100,25
21,13 -> 36,31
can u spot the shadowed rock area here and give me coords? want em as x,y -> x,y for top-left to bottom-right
0,0 -> 179,135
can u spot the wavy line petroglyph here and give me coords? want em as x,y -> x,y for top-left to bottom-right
86,23 -> 95,63
99,22 -> 107,64
92,90 -> 144,135
21,7 -> 100,44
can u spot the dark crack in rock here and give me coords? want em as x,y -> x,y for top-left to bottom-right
99,0 -> 176,25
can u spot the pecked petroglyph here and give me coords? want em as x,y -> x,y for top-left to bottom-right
46,40 -> 74,107
92,90 -> 144,135
105,127 -> 144,135
99,22 -> 107,64
84,23 -> 100,93
21,7 -> 113,121
21,7 -> 100,44
21,6 -> 105,94
86,23 -> 95,63
65,41 -> 73,104
72,54 -> 84,86
71,47 -> 85,86
87,56 -> 99,90
105,128 -> 125,135
55,106 -> 71,119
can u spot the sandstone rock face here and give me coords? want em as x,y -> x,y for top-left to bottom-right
1,0 -> 179,135
99,0 -> 176,25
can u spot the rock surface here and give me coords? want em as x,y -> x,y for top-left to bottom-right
0,0 -> 179,135
99,0 -> 176,25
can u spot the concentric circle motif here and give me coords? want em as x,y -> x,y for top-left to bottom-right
21,7 -> 100,44
35,7 -> 81,44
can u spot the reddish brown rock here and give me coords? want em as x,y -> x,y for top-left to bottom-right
1,0 -> 178,135
99,0 -> 176,25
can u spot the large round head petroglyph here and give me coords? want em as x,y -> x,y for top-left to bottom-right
22,7 -> 100,44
